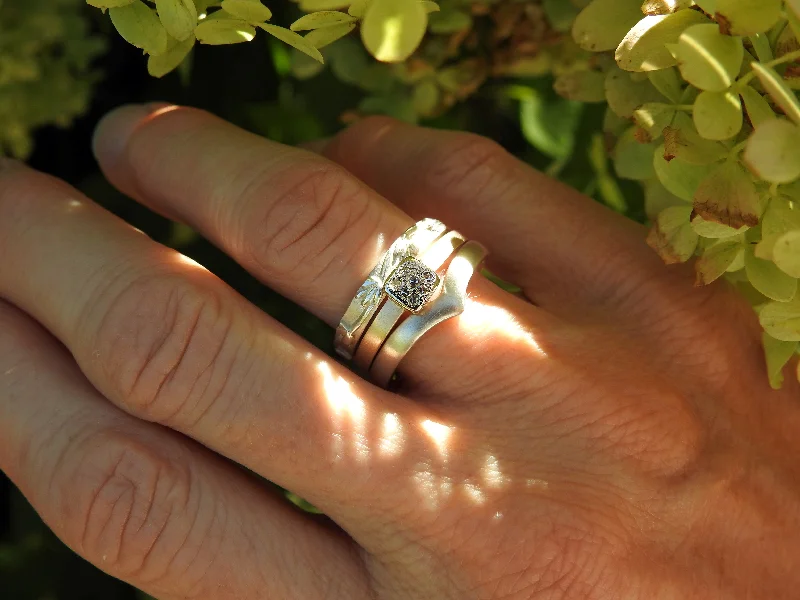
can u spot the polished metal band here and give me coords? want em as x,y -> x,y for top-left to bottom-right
334,218 -> 446,360
369,240 -> 488,387
353,230 -> 466,372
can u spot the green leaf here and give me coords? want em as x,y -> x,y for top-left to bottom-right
428,8 -> 471,34
693,90 -> 742,141
520,91 -> 583,160
745,247 -> 798,302
348,0 -> 372,17
744,119 -> 800,184
653,145 -> 714,201
361,0 -> 427,63
554,69 -> 607,103
750,62 -> 800,126
304,21 -> 355,48
412,79 -> 439,116
196,18 -> 255,44
646,205 -> 699,264
641,0 -> 693,15
693,160 -> 761,228
543,0 -> 580,32
291,11 -> 356,31
672,23 -> 743,92
616,10 -> 709,72
773,230 -> 800,278
645,179 -> 687,219
715,0 -> 781,36
695,239 -> 741,284
605,67 -> 666,118
298,0 -> 350,9
572,0 -> 643,52
614,127 -> 657,180
220,0 -> 273,23
757,196 -> 800,260
88,0 -> 136,7
663,112 -> 727,164
147,34 -> 195,76
760,297 -> 800,341
260,23 -> 324,62
763,332 -> 797,388
155,0 -> 197,40
420,1 -> 439,14
634,103 -> 677,139
109,1 -> 168,55
740,85 -> 776,128
691,215 -> 747,238
648,67 -> 684,103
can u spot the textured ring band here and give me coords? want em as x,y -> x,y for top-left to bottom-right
353,230 -> 466,372
369,240 -> 488,387
334,218 -> 446,360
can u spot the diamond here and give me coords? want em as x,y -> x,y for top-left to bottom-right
384,257 -> 440,312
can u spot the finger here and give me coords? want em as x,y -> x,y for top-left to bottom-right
0,160 -> 436,523
90,105 -> 551,395
0,299 -> 371,600
316,116 -> 672,312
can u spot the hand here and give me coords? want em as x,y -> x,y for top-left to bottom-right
1,105 -> 798,600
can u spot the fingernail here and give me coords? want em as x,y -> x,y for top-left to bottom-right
91,102 -> 174,170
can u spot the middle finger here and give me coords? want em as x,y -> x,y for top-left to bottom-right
92,105 -> 551,395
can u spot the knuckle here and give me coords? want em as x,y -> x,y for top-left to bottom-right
242,163 -> 374,282
86,268 -> 238,425
425,134 -> 511,202
55,431 -> 196,582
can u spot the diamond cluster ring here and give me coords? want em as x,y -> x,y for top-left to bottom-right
334,219 -> 487,386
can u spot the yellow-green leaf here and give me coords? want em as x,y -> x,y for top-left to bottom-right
88,0 -> 136,8
616,10 -> 709,72
663,112 -> 727,164
420,1 -> 439,14
361,0 -> 427,63
653,145 -> 714,201
349,0 -> 371,17
745,247 -> 798,302
291,11 -> 356,31
715,0 -> 781,36
147,34 -> 195,76
673,23 -> 743,92
297,0 -> 350,9
634,103 -> 676,139
614,127 -> 657,180
260,23 -> 324,62
648,67 -> 683,103
554,69 -> 607,103
695,239 -> 741,284
740,85 -> 776,128
195,18 -> 255,44
763,332 -> 797,388
773,230 -> 800,278
305,21 -> 356,48
572,0 -> 643,52
744,119 -> 800,184
693,90 -> 742,141
605,67 -> 666,118
693,160 -> 761,228
641,0 -> 693,15
691,215 -> 747,238
221,0 -> 273,23
750,62 -> 800,126
109,1 -> 168,55
760,297 -> 800,341
646,205 -> 699,264
155,0 -> 197,40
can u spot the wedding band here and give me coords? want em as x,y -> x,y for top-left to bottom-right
334,218 -> 446,360
353,230 -> 466,372
369,240 -> 488,387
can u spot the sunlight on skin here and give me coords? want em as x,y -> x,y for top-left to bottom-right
482,454 -> 508,489
457,299 -> 545,354
317,362 -> 369,462
421,419 -> 453,460
412,460 -> 454,511
379,412 -> 405,457
65,199 -> 83,212
463,480 -> 486,505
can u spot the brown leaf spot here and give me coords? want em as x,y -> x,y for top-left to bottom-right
715,13 -> 732,36
647,224 -> 685,265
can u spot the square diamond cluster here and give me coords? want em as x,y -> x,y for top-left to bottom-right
384,258 -> 440,312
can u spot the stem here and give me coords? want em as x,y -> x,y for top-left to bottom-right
738,49 -> 800,87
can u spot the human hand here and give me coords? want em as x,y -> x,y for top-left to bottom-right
1,106 -> 798,599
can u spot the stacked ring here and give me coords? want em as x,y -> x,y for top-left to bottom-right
335,218 -> 488,387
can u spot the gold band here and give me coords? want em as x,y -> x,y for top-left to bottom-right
369,240 -> 488,387
353,230 -> 466,372
334,219 -> 446,360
